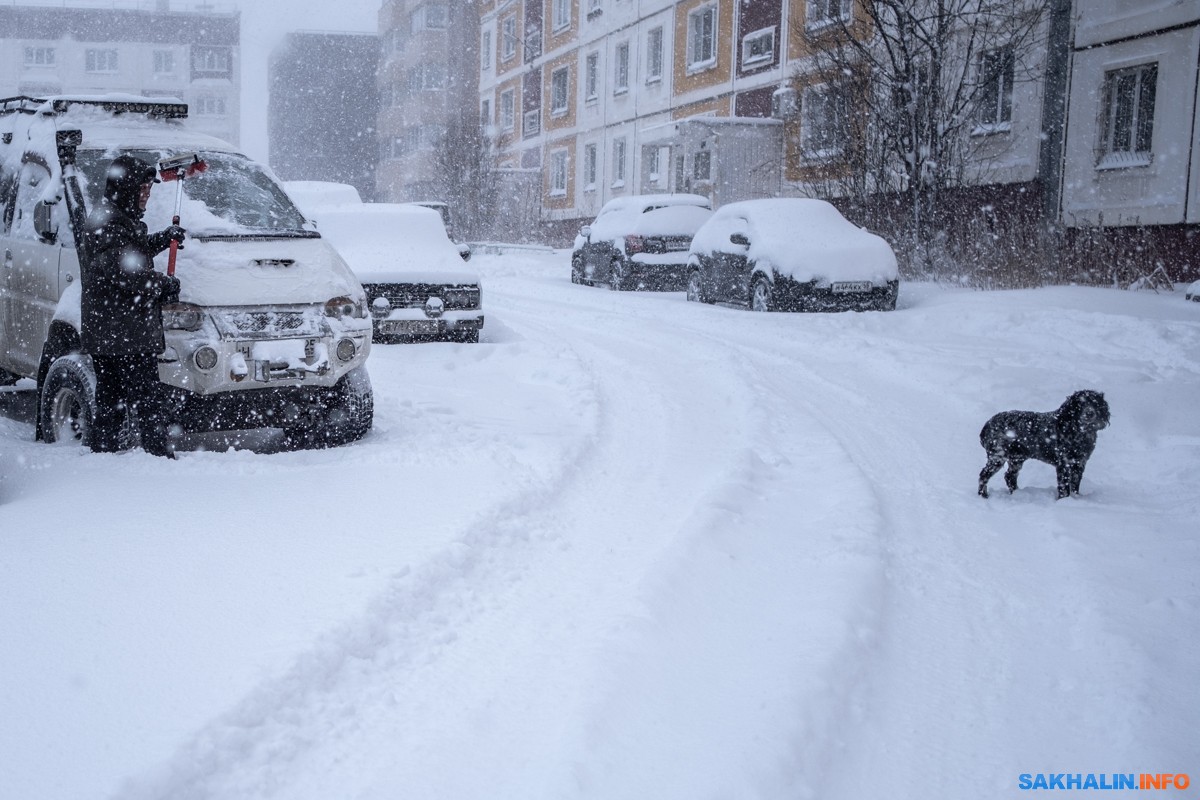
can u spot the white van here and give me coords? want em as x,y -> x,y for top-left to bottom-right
0,95 -> 373,448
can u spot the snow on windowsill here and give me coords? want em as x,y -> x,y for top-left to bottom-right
551,108 -> 568,118
613,87 -> 629,96
686,58 -> 717,76
1097,151 -> 1153,171
971,121 -> 1012,137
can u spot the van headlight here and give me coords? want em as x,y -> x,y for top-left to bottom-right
162,302 -> 205,331
324,295 -> 366,319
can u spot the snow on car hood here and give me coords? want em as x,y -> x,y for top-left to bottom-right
313,204 -> 480,285
164,237 -> 363,306
631,205 -> 712,237
693,199 -> 899,285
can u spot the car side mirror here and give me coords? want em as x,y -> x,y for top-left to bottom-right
33,201 -> 58,244
730,232 -> 749,247
458,243 -> 472,262
580,225 -> 591,240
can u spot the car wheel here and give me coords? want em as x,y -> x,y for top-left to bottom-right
750,275 -> 773,312
608,261 -> 627,292
39,354 -> 97,446
283,365 -> 373,449
685,269 -> 705,303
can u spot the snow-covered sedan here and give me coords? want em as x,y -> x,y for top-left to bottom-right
315,204 -> 484,343
572,194 -> 712,291
686,198 -> 899,312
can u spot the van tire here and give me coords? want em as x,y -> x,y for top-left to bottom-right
282,365 -> 373,449
39,354 -> 97,447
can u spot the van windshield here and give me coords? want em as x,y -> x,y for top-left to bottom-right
76,149 -> 317,239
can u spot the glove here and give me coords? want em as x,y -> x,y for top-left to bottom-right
159,274 -> 181,303
163,224 -> 187,249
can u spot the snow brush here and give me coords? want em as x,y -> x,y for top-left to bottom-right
158,153 -> 207,276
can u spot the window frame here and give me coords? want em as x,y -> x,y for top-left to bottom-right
646,26 -> 664,83
1098,62 -> 1157,169
85,48 -> 119,74
583,142 -> 598,189
585,51 -> 600,100
552,0 -> 571,32
800,82 -> 849,161
551,65 -> 570,116
23,46 -> 56,67
550,148 -> 569,195
614,41 -> 630,94
501,16 -> 517,61
741,26 -> 775,69
806,0 -> 850,32
500,88 -> 516,131
687,4 -> 717,73
975,45 -> 1014,132
612,137 -> 627,187
481,30 -> 492,70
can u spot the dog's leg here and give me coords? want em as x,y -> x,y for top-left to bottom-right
1004,458 -> 1024,493
979,456 -> 1005,498
1057,461 -> 1084,499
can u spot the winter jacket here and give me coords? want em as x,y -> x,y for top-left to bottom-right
80,167 -> 178,355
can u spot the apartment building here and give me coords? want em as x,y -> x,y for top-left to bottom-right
1061,3 -> 1200,234
0,3 -> 241,146
376,0 -> 478,204
479,0 -> 795,240
269,31 -> 379,200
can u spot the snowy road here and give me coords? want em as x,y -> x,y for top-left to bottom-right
2,250 -> 1197,799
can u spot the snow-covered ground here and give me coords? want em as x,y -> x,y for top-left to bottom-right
2,248 -> 1197,800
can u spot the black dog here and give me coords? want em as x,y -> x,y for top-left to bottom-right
978,390 -> 1110,500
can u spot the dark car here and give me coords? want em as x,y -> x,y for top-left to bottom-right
572,194 -> 712,291
686,198 -> 899,312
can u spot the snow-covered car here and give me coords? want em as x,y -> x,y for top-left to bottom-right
572,193 -> 712,291
1186,280 -> 1200,302
0,94 -> 373,448
314,204 -> 483,343
283,180 -> 363,217
687,198 -> 900,312
402,201 -> 472,261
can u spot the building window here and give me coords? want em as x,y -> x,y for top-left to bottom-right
551,66 -> 570,115
86,49 -> 119,73
693,149 -> 711,181
742,27 -> 774,68
481,30 -> 492,70
807,0 -> 850,31
687,5 -> 717,72
588,0 -> 602,18
646,147 -> 662,184
411,3 -> 448,31
614,42 -> 630,94
550,149 -> 568,195
194,95 -> 226,116
585,51 -> 599,100
552,0 -> 570,31
584,142 -> 597,188
501,16 -> 517,60
500,88 -> 516,131
24,47 -> 55,67
192,46 -> 231,79
612,137 -> 626,186
977,45 -> 1014,130
153,50 -> 175,74
801,83 -> 849,160
1100,62 -> 1157,169
524,108 -> 541,137
481,98 -> 491,127
646,27 -> 663,83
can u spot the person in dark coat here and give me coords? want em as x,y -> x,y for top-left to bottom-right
81,154 -> 186,456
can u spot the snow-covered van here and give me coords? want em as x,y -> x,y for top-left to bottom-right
0,95 -> 373,448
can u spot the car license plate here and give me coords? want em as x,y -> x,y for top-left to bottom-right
831,281 -> 872,293
379,320 -> 441,335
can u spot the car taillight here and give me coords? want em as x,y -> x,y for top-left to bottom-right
624,235 -> 644,255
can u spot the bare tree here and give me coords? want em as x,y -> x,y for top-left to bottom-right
789,0 -> 1047,276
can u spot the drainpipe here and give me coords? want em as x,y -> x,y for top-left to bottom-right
1039,0 -> 1073,225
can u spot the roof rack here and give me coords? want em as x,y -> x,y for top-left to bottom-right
0,95 -> 188,119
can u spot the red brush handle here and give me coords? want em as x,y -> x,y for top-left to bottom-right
167,214 -> 180,276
